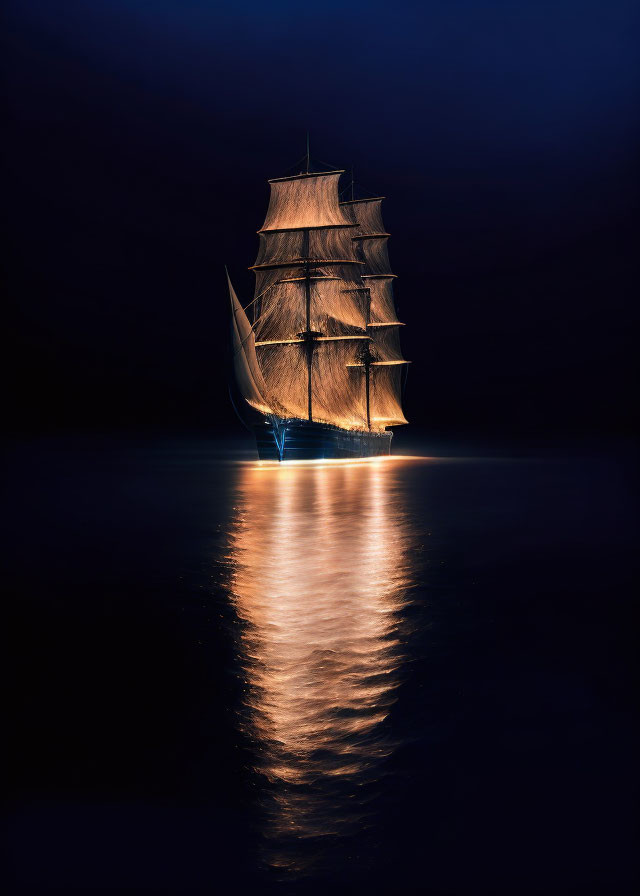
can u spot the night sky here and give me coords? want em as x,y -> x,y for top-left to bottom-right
5,0 -> 639,441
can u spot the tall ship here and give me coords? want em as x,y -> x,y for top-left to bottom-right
228,154 -> 409,461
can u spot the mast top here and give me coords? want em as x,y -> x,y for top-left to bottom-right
268,169 -> 345,184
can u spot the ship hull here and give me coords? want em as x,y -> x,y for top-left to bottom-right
253,419 -> 392,462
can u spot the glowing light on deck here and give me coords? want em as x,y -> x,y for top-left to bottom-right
253,453 -> 426,469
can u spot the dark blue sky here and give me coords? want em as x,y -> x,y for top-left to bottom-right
5,0 -> 639,437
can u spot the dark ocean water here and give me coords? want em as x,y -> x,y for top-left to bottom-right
5,438 -> 638,893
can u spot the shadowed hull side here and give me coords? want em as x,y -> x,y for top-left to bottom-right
253,420 -> 392,461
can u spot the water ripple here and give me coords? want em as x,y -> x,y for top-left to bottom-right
225,459 -> 418,875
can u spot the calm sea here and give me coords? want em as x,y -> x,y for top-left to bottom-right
6,438 -> 637,893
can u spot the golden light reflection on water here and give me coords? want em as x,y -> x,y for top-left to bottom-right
226,458 -> 418,874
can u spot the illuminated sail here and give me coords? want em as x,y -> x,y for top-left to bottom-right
251,170 -> 371,430
227,270 -> 273,416
340,197 -> 408,426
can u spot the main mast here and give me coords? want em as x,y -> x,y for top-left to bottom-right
300,227 -> 316,421
249,169 -> 371,428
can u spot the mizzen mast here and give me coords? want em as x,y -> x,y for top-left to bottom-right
341,195 -> 409,427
